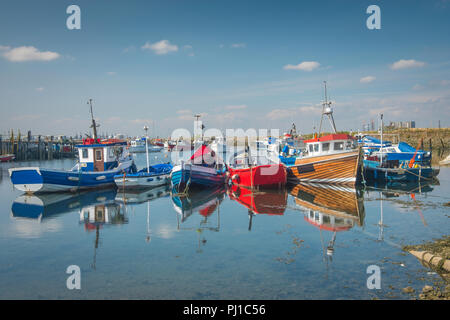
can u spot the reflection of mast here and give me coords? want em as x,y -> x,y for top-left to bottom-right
91,225 -> 100,270
378,191 -> 386,241
146,201 -> 151,243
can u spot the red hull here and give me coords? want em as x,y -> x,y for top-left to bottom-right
228,164 -> 286,188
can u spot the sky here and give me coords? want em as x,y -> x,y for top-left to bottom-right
0,0 -> 449,138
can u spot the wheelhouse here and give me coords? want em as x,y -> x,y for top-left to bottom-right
303,134 -> 357,157
76,138 -> 127,172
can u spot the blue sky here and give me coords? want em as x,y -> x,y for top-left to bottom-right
1,0 -> 449,137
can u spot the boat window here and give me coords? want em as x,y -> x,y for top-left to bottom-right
95,150 -> 103,161
322,143 -> 330,152
82,149 -> 88,159
309,145 -> 313,152
334,142 -> 344,150
314,144 -> 319,152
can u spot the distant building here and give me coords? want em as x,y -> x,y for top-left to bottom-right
386,121 -> 415,129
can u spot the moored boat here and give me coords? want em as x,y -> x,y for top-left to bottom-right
170,145 -> 227,193
114,163 -> 172,189
0,154 -> 15,162
278,82 -> 362,186
8,100 -> 134,193
228,149 -> 286,189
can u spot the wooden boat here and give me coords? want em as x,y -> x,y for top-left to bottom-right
0,154 -> 15,162
280,83 -> 362,186
285,134 -> 362,186
171,145 -> 227,193
228,149 -> 287,189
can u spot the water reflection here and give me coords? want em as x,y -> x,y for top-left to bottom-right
289,183 -> 365,264
227,185 -> 288,230
171,187 -> 225,252
11,189 -> 117,222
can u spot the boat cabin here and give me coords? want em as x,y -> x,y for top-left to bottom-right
303,134 -> 357,157
76,138 -> 127,172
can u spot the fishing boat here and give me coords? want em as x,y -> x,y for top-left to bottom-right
360,135 -> 431,165
8,100 -> 134,193
114,126 -> 172,189
280,82 -> 362,186
362,115 -> 439,183
0,154 -> 15,162
439,154 -> 450,166
170,144 -> 227,193
227,147 -> 287,189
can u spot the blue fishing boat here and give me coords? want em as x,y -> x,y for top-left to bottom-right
9,139 -> 134,193
8,100 -> 134,193
170,145 -> 227,193
359,135 -> 431,165
362,114 -> 439,183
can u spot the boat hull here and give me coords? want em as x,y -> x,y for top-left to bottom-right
228,164 -> 286,189
170,163 -> 226,192
9,164 -> 132,193
363,162 -> 440,182
0,154 -> 15,162
287,150 -> 361,186
114,172 -> 170,189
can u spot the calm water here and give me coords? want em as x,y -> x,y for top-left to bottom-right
1,152 -> 449,299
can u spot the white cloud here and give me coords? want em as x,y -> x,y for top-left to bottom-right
35,87 -> 44,92
390,59 -> 425,70
142,40 -> 178,55
106,72 -> 116,76
360,76 -> 376,83
231,43 -> 246,48
183,45 -> 193,50
283,61 -> 320,72
1,46 -> 60,62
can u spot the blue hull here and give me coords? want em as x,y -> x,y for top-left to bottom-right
363,161 -> 439,182
9,166 -> 131,193
171,164 -> 226,193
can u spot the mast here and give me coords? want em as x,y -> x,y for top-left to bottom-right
87,99 -> 99,140
380,114 -> 383,167
144,126 -> 150,173
318,81 -> 337,135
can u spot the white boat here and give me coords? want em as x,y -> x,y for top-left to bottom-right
439,154 -> 450,166
114,163 -> 172,189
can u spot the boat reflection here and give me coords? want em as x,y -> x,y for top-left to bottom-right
115,185 -> 170,205
171,187 -> 225,252
115,185 -> 170,243
11,189 -> 117,222
289,183 -> 365,263
227,184 -> 288,230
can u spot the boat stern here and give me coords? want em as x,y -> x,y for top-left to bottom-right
9,167 -> 44,193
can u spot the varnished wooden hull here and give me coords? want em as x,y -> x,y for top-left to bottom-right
287,150 -> 361,186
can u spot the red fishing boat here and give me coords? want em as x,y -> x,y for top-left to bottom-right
228,149 -> 287,189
